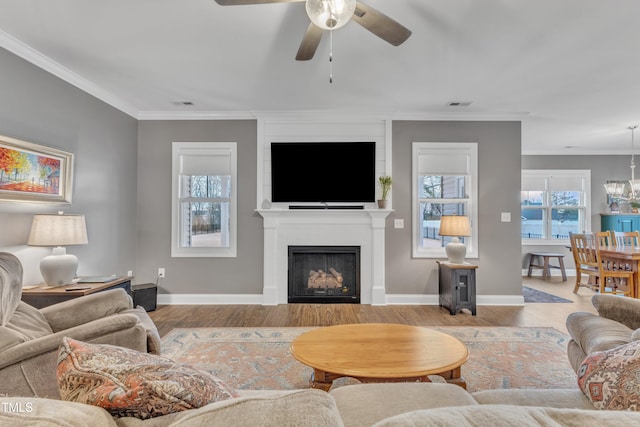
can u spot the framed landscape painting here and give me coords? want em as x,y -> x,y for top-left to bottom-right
0,135 -> 74,203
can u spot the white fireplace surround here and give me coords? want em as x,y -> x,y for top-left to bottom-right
258,209 -> 391,305
256,119 -> 392,305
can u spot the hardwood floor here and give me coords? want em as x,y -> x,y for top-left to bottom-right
149,276 -> 598,337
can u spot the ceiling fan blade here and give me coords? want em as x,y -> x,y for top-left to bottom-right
296,23 -> 324,61
351,1 -> 411,46
214,0 -> 304,5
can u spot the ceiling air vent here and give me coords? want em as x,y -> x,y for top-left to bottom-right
448,101 -> 472,107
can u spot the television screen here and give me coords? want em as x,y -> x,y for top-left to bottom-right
270,142 -> 376,203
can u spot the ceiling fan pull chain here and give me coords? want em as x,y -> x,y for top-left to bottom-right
329,30 -> 333,84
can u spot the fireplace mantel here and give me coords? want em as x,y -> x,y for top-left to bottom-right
257,209 -> 392,305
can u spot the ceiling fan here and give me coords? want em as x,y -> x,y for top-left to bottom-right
214,0 -> 412,61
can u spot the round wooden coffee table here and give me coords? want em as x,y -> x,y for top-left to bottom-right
290,323 -> 469,391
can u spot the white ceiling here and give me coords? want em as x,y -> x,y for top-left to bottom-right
0,0 -> 639,155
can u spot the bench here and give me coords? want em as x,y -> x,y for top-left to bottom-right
527,252 -> 567,281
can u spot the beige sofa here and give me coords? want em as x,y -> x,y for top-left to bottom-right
1,251 -> 161,399
566,293 -> 640,372
0,288 -> 161,399
2,383 -> 640,426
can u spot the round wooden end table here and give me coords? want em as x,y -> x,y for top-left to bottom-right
290,323 -> 469,392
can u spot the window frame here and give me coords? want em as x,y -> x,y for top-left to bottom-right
521,169 -> 591,245
171,142 -> 237,258
412,142 -> 478,259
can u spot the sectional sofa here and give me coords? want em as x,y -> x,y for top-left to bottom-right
2,382 -> 640,426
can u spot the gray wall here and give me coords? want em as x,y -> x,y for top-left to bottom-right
388,121 -> 523,296
136,120 -> 262,294
0,47 -> 138,285
137,120 -> 524,298
0,44 -> 529,299
521,155 -> 631,271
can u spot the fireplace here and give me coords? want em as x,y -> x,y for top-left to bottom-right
258,209 -> 391,305
288,246 -> 360,303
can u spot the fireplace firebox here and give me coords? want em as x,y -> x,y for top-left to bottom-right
288,246 -> 360,303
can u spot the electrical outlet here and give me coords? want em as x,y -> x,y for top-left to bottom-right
501,212 -> 511,222
127,270 -> 133,277
158,268 -> 165,278
394,219 -> 404,229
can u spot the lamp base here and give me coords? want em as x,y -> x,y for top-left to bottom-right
40,247 -> 78,286
445,237 -> 467,264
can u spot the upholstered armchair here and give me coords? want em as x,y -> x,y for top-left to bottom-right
0,252 -> 161,399
566,294 -> 640,373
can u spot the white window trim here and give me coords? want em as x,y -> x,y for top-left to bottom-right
171,142 -> 237,257
412,142 -> 478,258
521,169 -> 591,245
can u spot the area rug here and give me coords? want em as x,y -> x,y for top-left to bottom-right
161,326 -> 578,393
522,286 -> 573,303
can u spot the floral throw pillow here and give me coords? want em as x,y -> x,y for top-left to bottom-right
577,339 -> 640,410
57,337 -> 238,419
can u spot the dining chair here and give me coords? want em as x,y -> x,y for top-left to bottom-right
596,230 -> 615,247
595,237 -> 635,298
614,231 -> 640,247
569,232 -> 601,294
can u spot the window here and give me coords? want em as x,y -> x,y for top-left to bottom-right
521,170 -> 591,243
171,142 -> 237,257
412,142 -> 478,258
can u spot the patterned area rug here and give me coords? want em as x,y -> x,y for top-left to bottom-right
522,286 -> 573,303
161,326 -> 578,393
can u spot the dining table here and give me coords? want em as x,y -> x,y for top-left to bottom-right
597,245 -> 640,298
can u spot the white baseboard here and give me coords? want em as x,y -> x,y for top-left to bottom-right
158,293 -> 525,306
385,294 -> 524,306
384,294 -> 439,305
157,294 -> 263,305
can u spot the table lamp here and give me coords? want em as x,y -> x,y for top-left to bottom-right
439,215 -> 471,264
27,212 -> 88,286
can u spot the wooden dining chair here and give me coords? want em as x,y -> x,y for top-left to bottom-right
614,231 -> 640,247
596,230 -> 615,247
595,237 -> 635,298
569,232 -> 601,294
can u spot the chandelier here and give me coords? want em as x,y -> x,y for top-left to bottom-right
604,125 -> 640,203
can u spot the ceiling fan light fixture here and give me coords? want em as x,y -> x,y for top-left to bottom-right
306,0 -> 356,30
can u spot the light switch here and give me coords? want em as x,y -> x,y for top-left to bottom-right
501,212 -> 511,222
394,219 -> 404,229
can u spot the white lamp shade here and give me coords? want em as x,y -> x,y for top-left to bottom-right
439,215 -> 471,237
306,0 -> 356,30
27,214 -> 88,246
27,214 -> 88,286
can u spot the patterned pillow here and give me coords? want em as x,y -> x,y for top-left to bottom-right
577,339 -> 640,410
57,337 -> 238,419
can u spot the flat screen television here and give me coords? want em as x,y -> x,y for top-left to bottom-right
270,141 -> 376,203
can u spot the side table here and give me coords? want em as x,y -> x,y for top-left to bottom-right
132,283 -> 157,312
437,261 -> 477,316
21,276 -> 133,309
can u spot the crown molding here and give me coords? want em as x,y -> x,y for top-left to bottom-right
0,29 -> 139,118
139,109 -> 530,122
137,110 -> 258,120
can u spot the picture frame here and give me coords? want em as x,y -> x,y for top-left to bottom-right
0,134 -> 74,203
